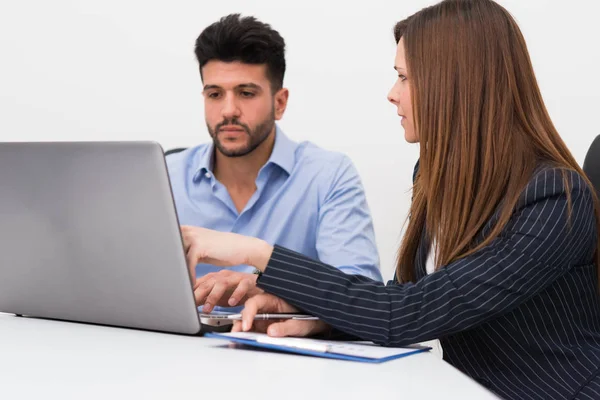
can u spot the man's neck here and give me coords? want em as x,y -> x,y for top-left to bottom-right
213,130 -> 276,191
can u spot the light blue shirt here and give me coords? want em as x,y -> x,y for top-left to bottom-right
166,126 -> 382,309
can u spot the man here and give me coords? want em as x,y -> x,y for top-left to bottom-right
167,14 -> 382,312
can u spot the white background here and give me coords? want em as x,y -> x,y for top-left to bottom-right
1,0 -> 598,280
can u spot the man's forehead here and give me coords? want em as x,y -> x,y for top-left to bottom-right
202,61 -> 269,87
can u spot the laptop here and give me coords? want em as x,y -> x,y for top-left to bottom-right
0,141 -> 231,335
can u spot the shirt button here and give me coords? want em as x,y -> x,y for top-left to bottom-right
205,172 -> 212,178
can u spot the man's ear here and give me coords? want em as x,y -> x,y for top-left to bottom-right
273,88 -> 289,120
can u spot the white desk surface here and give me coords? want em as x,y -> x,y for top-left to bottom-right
0,313 -> 498,399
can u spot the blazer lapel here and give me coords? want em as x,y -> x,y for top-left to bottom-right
415,227 -> 429,280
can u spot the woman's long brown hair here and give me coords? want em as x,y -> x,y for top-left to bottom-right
394,0 -> 600,284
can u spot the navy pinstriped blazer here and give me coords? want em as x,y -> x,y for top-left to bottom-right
256,164 -> 600,399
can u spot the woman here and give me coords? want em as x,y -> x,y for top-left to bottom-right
181,0 -> 600,398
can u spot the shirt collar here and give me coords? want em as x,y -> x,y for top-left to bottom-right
192,124 -> 297,181
266,125 -> 296,175
193,142 -> 214,180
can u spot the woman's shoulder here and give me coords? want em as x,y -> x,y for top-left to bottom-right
516,164 -> 594,209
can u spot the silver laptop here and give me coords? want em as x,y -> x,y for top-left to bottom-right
0,141 -> 230,335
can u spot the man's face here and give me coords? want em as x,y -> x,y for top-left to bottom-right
202,61 -> 287,157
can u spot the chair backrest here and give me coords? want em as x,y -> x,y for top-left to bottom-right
583,135 -> 600,198
164,147 -> 187,156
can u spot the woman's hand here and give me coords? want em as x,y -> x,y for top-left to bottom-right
180,225 -> 274,281
232,293 -> 330,338
180,225 -> 328,336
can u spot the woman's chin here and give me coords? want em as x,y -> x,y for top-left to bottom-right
404,131 -> 419,144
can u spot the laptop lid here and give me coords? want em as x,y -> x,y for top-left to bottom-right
0,141 -> 201,334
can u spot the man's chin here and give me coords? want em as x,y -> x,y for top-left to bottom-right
216,144 -> 253,158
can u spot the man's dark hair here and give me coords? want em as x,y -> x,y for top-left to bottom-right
194,13 -> 286,92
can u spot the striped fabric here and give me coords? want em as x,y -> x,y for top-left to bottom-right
256,167 -> 600,399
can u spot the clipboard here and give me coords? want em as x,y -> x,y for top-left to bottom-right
205,331 -> 431,363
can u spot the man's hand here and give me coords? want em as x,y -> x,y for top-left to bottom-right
194,270 -> 264,312
232,293 -> 330,338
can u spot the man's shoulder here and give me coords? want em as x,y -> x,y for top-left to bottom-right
164,143 -> 210,173
294,140 -> 354,171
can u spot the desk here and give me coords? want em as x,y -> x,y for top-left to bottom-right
0,313 -> 498,399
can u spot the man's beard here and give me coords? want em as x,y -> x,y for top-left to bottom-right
207,109 -> 275,158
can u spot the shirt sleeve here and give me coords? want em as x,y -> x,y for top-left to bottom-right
257,169 -> 596,346
315,155 -> 383,282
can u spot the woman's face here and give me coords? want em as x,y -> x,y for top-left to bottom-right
387,37 -> 417,143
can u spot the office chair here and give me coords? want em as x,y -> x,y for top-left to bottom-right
164,147 -> 187,156
583,135 -> 600,198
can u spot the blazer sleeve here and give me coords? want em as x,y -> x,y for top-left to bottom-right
256,168 -> 597,346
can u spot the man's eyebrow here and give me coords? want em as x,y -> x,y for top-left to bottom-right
203,83 -> 263,91
236,83 -> 262,90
